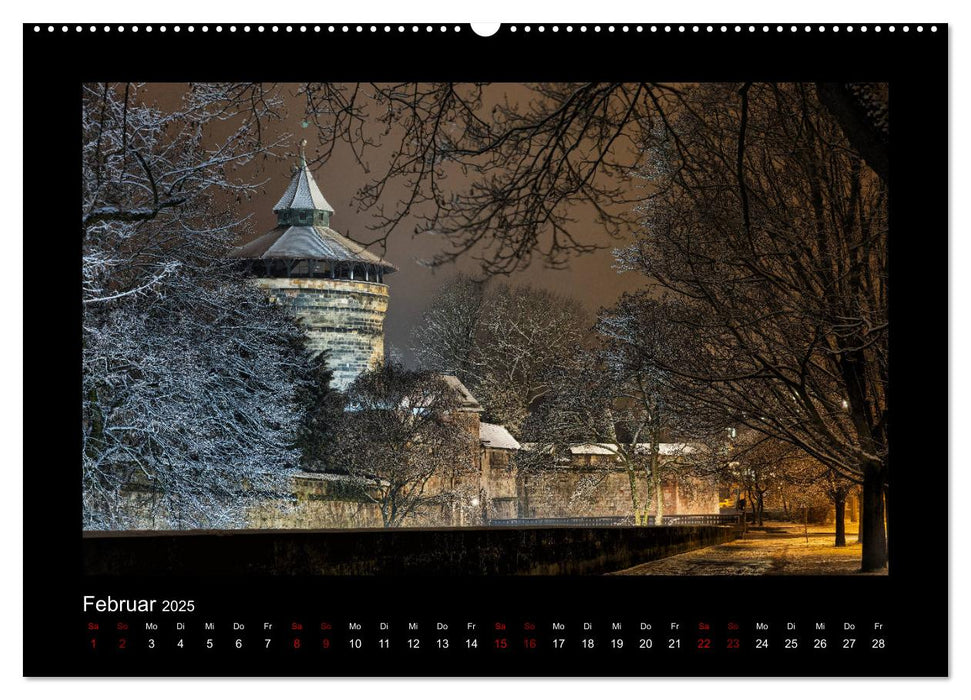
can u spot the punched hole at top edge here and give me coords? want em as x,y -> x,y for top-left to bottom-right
471,23 -> 501,37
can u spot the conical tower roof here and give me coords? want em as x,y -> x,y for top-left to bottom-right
272,163 -> 334,214
230,140 -> 396,274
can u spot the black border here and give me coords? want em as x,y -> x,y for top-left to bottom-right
23,23 -> 948,677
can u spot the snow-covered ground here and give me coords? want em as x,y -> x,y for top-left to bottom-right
609,521 -> 887,576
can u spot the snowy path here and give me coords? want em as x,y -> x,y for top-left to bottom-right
609,522 -> 887,576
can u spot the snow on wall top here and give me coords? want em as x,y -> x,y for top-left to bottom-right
479,422 -> 521,451
273,165 -> 334,213
518,443 -> 700,456
293,470 -> 387,487
568,443 -> 699,456
570,442 -> 697,455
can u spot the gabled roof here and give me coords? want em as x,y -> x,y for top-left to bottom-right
440,375 -> 483,413
273,165 -> 334,213
479,422 -> 521,451
229,224 -> 397,270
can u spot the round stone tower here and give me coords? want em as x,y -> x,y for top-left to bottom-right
230,141 -> 396,389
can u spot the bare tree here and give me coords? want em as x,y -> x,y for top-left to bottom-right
612,84 -> 888,570
82,83 -> 309,529
332,363 -> 476,527
522,338 -> 711,524
717,429 -> 858,547
411,275 -> 589,435
815,83 -> 889,183
522,350 -> 645,517
303,82 -> 889,569
410,274 -> 486,389
595,299 -> 727,523
299,82 -> 687,273
298,82 -> 883,274
719,430 -> 806,528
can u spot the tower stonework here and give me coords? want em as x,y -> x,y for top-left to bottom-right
258,277 -> 389,388
230,142 -> 396,389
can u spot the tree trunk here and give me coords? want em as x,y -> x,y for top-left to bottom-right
815,83 -> 889,183
647,434 -> 663,525
860,463 -> 888,571
883,482 -> 889,548
833,493 -> 847,547
626,464 -> 640,517
653,470 -> 664,525
756,491 -> 764,526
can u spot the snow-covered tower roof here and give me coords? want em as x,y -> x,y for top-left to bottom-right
272,145 -> 335,216
229,140 -> 396,275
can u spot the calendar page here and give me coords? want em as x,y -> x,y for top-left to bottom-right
22,22 -> 946,677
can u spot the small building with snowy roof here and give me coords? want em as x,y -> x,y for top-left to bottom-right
478,422 -> 522,520
230,140 -> 396,389
480,422 -> 521,452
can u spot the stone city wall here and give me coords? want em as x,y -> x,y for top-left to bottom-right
249,470 -> 482,530
248,473 -> 385,529
482,447 -> 519,520
518,465 -> 719,520
250,457 -> 720,531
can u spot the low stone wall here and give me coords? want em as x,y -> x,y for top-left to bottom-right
82,525 -> 739,576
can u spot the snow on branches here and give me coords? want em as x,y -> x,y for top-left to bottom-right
330,364 -> 477,528
410,274 -> 589,436
82,83 -> 309,529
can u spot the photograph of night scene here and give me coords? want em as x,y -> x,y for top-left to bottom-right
81,82 -> 889,576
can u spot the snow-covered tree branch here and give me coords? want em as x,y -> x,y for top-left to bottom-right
411,274 -> 589,436
82,82 -> 312,529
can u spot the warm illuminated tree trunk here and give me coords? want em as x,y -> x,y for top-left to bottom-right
833,493 -> 847,547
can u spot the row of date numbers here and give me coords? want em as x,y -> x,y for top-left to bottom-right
91,636 -> 887,651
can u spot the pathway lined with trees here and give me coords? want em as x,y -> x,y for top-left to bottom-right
610,522 -> 885,576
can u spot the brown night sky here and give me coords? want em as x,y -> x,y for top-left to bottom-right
141,83 -> 645,364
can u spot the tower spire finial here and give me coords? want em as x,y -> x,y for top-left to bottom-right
299,138 -> 308,168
